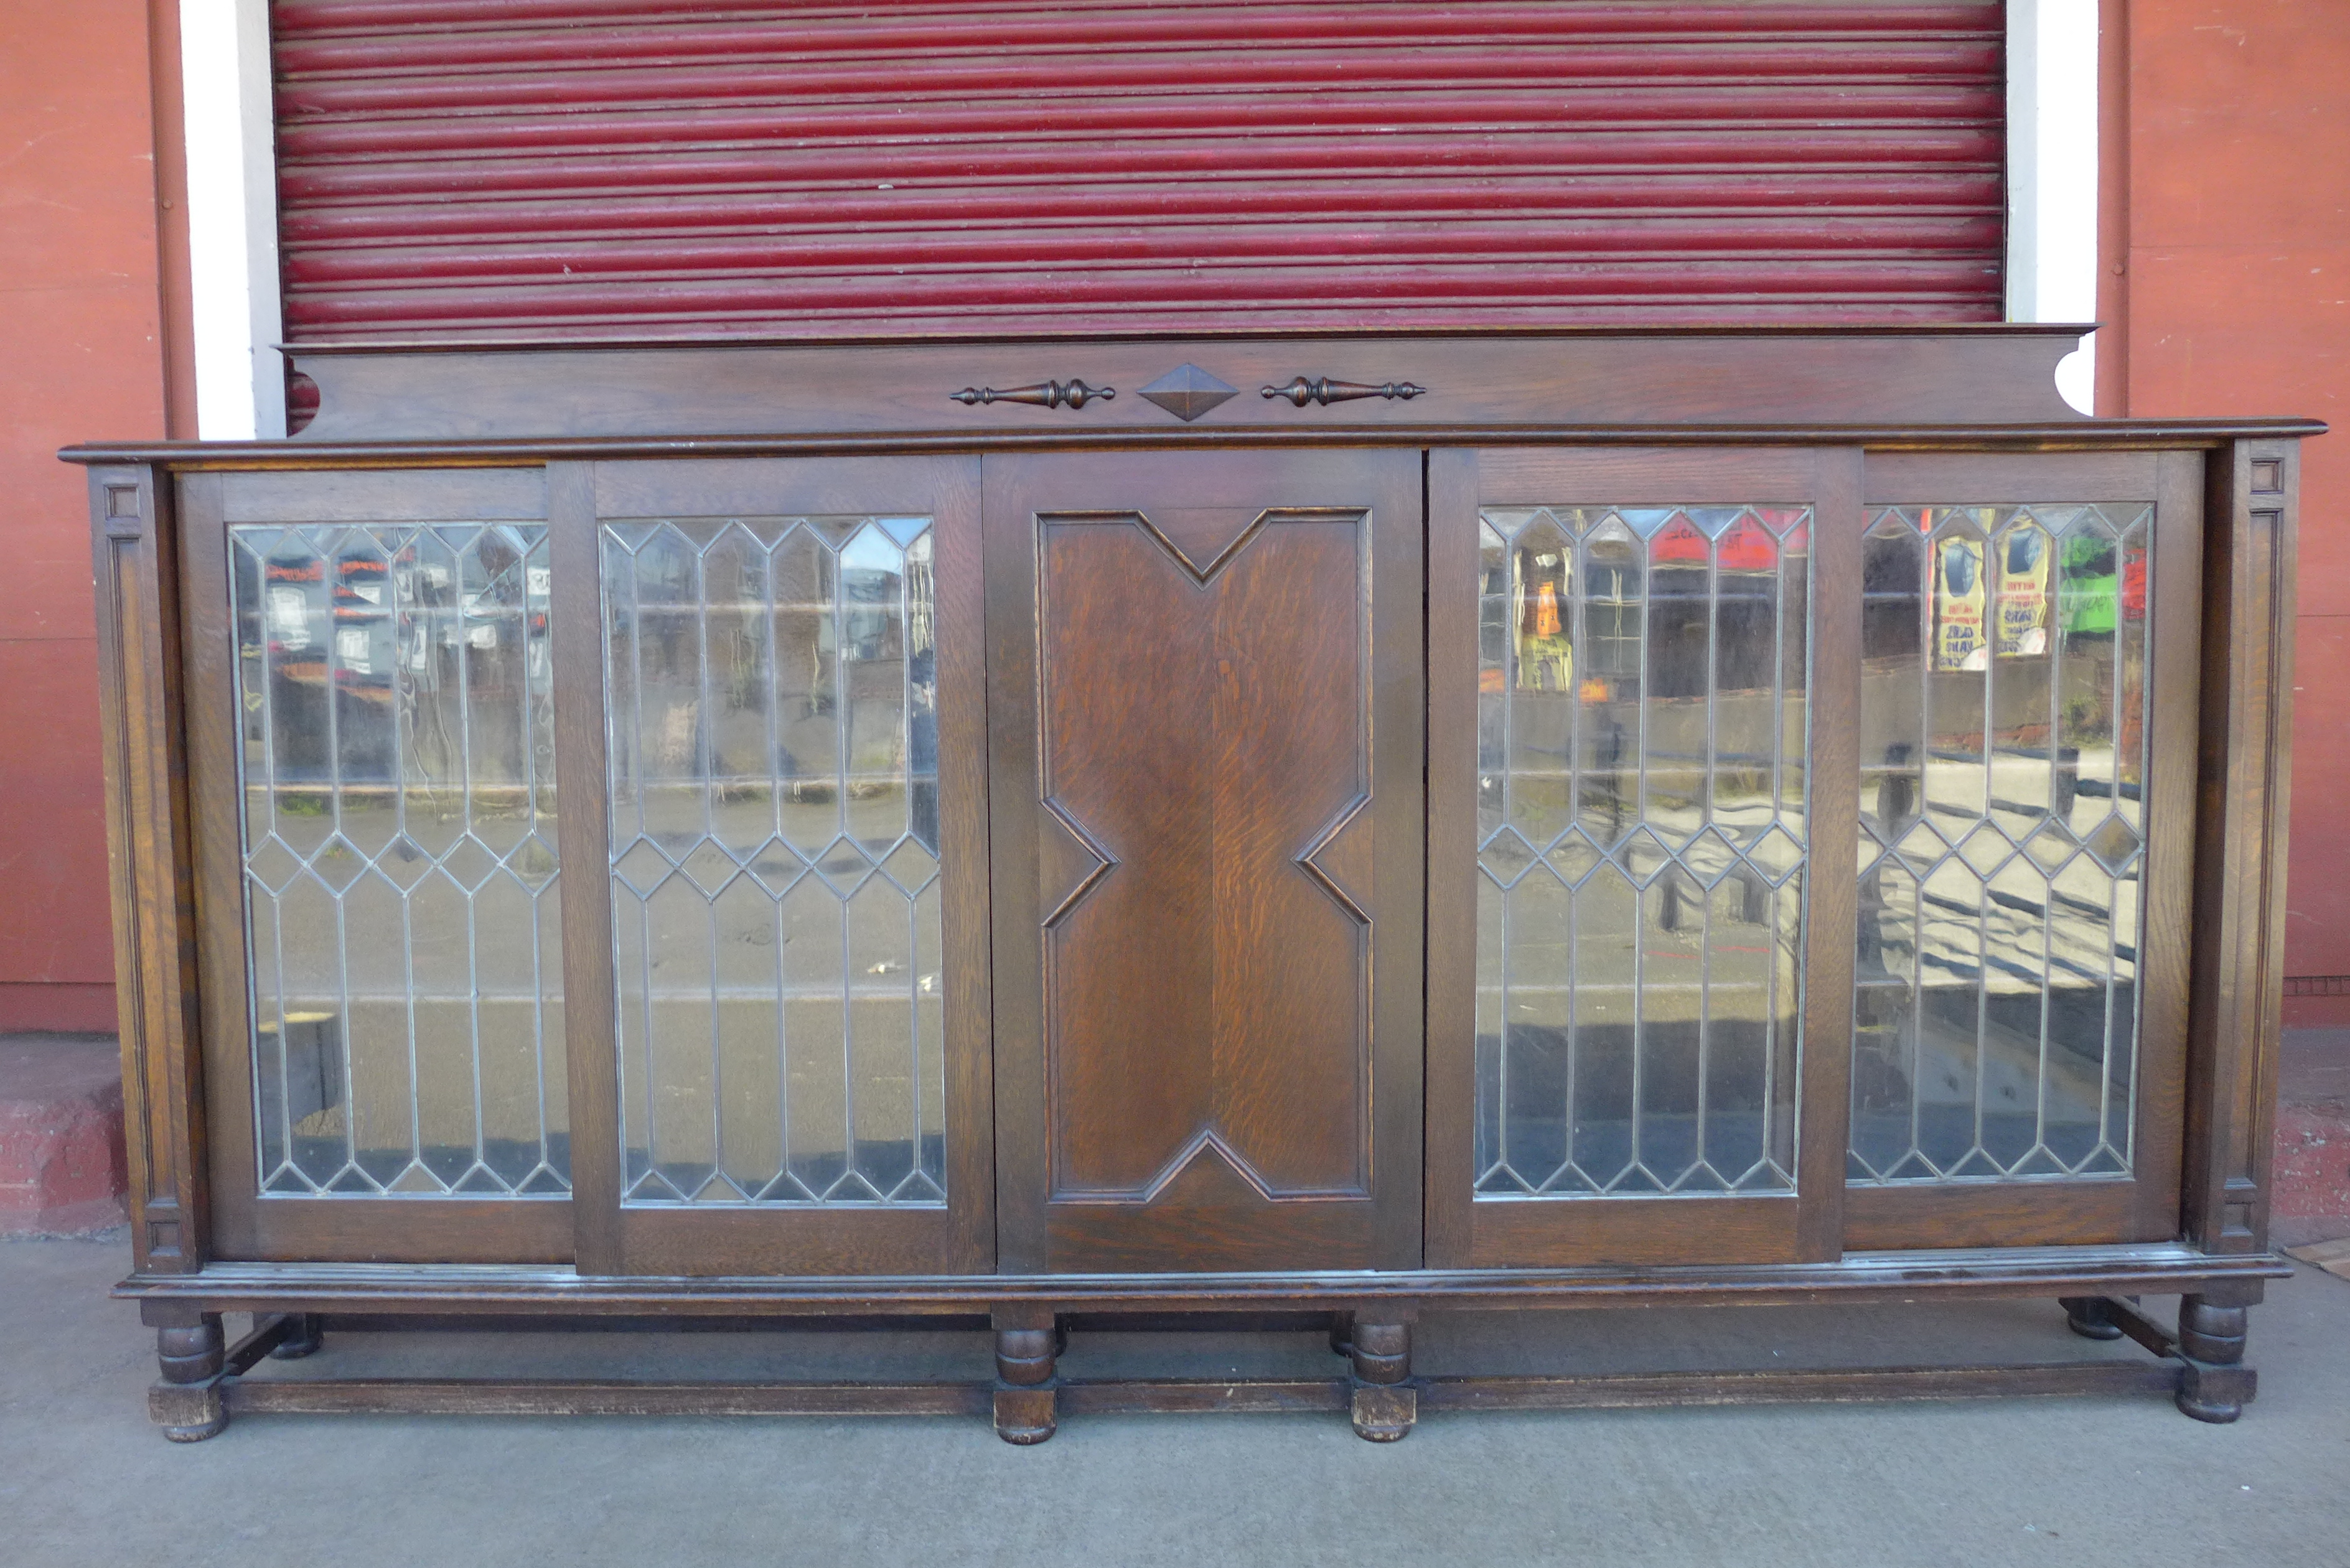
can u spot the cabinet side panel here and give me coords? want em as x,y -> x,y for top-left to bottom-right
2185,441 -> 2299,1252
90,464 -> 207,1271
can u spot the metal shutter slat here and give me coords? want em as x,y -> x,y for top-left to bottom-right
272,0 -> 2005,342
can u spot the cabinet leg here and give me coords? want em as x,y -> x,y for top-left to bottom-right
993,1321 -> 1059,1445
2059,1295 -> 2125,1341
2175,1296 -> 2254,1424
151,1317 -> 227,1443
1348,1321 -> 1416,1443
269,1313 -> 325,1360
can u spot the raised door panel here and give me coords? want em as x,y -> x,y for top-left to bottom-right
988,450 -> 1423,1273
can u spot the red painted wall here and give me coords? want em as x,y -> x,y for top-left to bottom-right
2104,0 -> 2349,1022
4,3 -> 2341,1039
0,1 -> 174,1033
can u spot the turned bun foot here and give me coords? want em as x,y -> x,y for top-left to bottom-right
2059,1296 -> 2125,1341
1347,1322 -> 1416,1442
2174,1384 -> 2245,1424
269,1313 -> 325,1360
993,1322 -> 1059,1444
2173,1296 -> 2255,1423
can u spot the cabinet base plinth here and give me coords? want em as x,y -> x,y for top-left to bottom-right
122,1251 -> 2289,1442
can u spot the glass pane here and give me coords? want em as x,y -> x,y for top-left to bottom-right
232,522 -> 568,1198
606,515 -> 946,1206
1475,504 -> 1809,1199
1849,504 -> 2152,1183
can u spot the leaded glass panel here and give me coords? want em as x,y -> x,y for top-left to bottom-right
230,523 -> 568,1197
1851,503 -> 2151,1182
1474,505 -> 1810,1197
604,516 -> 945,1205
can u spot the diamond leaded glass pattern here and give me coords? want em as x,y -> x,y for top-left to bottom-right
1474,506 -> 1810,1197
230,523 -> 568,1197
1851,504 -> 2152,1182
604,516 -> 945,1205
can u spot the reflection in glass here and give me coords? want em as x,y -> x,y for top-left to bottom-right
604,516 -> 944,1205
1475,506 -> 1810,1196
230,523 -> 566,1197
1852,504 -> 2151,1182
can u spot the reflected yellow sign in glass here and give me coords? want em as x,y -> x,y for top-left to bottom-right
1995,523 -> 2052,657
1932,530 -> 1988,672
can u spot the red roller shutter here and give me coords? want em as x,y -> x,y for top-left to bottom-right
270,0 -> 2006,342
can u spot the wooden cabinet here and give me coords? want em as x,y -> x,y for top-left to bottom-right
68,330 -> 2318,1443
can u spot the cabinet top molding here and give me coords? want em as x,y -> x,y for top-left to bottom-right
62,420 -> 2329,470
57,330 -> 2328,464
203,329 -> 2124,445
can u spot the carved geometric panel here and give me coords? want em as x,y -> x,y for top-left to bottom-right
1037,507 -> 1372,1202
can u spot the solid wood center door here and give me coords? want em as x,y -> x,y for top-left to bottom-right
986,450 -> 1424,1272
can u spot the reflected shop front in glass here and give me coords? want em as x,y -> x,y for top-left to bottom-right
1470,498 -> 2149,1210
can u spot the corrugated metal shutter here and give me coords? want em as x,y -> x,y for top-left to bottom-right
271,0 -> 2006,342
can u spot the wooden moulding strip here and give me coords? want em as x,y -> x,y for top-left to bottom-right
1415,1362 -> 2182,1410
211,1365 -> 2186,1421
116,1247 -> 2289,1318
224,1379 -> 991,1419
1056,1379 -> 1349,1415
55,419 -> 2332,470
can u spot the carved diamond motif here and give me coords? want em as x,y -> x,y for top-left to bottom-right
1298,796 -> 1372,923
1138,363 -> 1239,422
1040,801 -> 1116,926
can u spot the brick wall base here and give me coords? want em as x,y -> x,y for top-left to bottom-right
0,1037 -> 126,1238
